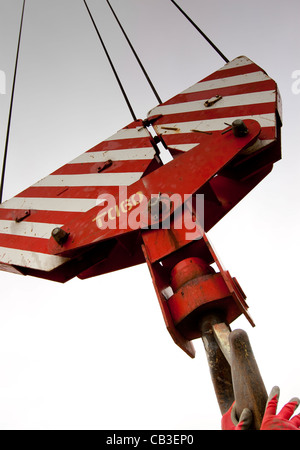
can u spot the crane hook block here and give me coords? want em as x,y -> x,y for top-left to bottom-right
0,56 -> 281,285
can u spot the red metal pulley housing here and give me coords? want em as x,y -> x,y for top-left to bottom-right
168,256 -> 247,341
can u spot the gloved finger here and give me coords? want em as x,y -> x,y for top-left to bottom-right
235,408 -> 253,430
228,402 -> 238,426
264,386 -> 280,416
277,398 -> 300,420
221,403 -> 236,430
290,413 -> 300,428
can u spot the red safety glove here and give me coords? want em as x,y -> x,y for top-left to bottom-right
221,402 -> 253,430
260,386 -> 300,430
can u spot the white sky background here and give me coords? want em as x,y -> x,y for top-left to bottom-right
0,0 -> 299,430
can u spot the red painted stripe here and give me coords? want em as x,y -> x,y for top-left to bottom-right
122,119 -> 144,129
162,80 -> 276,106
16,185 -> 126,200
0,208 -> 82,224
154,102 -> 275,125
201,63 -> 262,81
51,159 -> 151,176
86,137 -> 154,153
17,186 -> 101,199
0,233 -> 50,254
161,126 -> 276,147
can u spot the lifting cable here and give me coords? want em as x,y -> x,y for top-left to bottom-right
170,0 -> 229,63
83,0 -> 137,122
106,0 -> 162,105
1,1 -> 230,204
0,0 -> 26,204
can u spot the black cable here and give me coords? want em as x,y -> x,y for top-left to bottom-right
0,0 -> 26,203
106,0 -> 162,105
83,0 -> 137,121
170,0 -> 229,63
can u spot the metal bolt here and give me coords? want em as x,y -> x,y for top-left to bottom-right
190,129 -> 212,135
97,159 -> 112,173
204,94 -> 222,107
15,210 -> 30,223
51,227 -> 69,246
232,119 -> 249,137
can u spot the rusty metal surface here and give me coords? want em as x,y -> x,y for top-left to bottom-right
229,329 -> 268,430
200,319 -> 267,428
212,322 -> 231,365
200,314 -> 234,415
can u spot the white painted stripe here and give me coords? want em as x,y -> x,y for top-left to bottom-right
150,91 -> 275,116
105,127 -> 150,141
0,197 -> 100,212
0,246 -> 69,271
33,172 -> 143,188
0,220 -> 62,239
70,147 -> 155,164
181,71 -> 271,95
218,56 -> 254,71
155,113 -> 276,135
170,143 -> 199,152
168,139 -> 273,153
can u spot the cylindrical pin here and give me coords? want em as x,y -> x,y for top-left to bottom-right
232,119 -> 249,137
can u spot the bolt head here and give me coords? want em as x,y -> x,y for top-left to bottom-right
232,119 -> 249,137
52,227 -> 69,246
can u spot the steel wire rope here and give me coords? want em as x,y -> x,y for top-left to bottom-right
106,0 -> 162,105
0,0 -> 26,203
170,0 -> 229,63
83,0 -> 137,121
